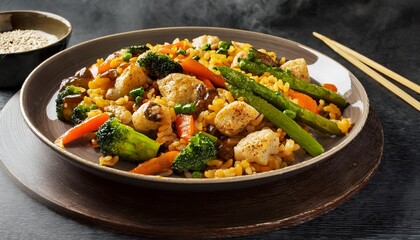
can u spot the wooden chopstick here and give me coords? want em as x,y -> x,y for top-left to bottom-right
313,32 -> 420,111
313,32 -> 420,94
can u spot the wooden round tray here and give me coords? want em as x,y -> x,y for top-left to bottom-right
0,93 -> 383,238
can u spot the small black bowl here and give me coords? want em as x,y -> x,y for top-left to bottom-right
0,10 -> 72,88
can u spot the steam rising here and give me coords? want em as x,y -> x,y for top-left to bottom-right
2,0 -> 418,43
138,0 -> 314,34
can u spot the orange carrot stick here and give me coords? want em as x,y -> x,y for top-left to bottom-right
181,57 -> 226,88
55,113 -> 110,147
175,115 -> 195,141
130,151 -> 180,175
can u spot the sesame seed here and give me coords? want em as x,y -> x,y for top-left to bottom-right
0,29 -> 58,54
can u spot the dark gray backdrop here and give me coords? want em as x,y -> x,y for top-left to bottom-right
1,0 -> 420,239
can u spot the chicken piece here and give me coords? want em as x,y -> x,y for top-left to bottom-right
230,51 -> 247,68
231,41 -> 248,49
280,58 -> 310,82
192,35 -> 220,50
104,104 -> 132,124
132,101 -> 171,132
157,73 -> 204,104
234,129 -> 280,165
214,101 -> 259,137
105,63 -> 150,100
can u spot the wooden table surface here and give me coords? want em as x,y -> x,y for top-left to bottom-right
1,0 -> 419,239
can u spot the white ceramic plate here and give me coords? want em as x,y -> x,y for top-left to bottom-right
20,27 -> 369,190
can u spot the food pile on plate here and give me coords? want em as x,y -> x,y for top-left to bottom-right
54,35 -> 351,178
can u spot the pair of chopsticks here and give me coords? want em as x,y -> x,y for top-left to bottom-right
313,32 -> 420,111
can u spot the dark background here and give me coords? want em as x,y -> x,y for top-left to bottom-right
1,0 -> 420,239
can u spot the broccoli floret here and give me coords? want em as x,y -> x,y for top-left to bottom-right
71,104 -> 98,125
56,85 -> 84,122
121,45 -> 150,62
96,118 -> 160,162
137,51 -> 183,79
124,45 -> 150,55
171,132 -> 217,173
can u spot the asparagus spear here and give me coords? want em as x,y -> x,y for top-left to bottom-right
218,66 -> 343,135
227,84 -> 324,157
247,47 -> 280,67
238,57 -> 348,108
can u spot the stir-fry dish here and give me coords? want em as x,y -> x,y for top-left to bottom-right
54,35 -> 352,178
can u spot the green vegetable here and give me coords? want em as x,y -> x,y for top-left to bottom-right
129,87 -> 145,104
227,85 -> 324,157
171,132 -> 217,173
218,41 -> 232,50
124,45 -> 150,55
192,55 -> 200,60
96,118 -> 160,162
238,58 -> 348,108
216,41 -> 232,55
218,66 -> 342,135
173,103 -> 196,114
216,49 -> 228,55
71,104 -> 98,125
56,85 -> 84,122
199,131 -> 218,143
283,109 -> 296,119
192,171 -> 203,178
122,53 -> 132,61
201,44 -> 211,51
177,49 -> 187,56
247,47 -> 279,67
137,51 -> 183,79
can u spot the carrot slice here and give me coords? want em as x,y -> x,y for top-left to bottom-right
288,90 -> 319,114
89,60 -> 111,77
130,151 -> 180,175
175,115 -> 195,141
181,57 -> 226,88
323,83 -> 338,92
55,113 -> 110,147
